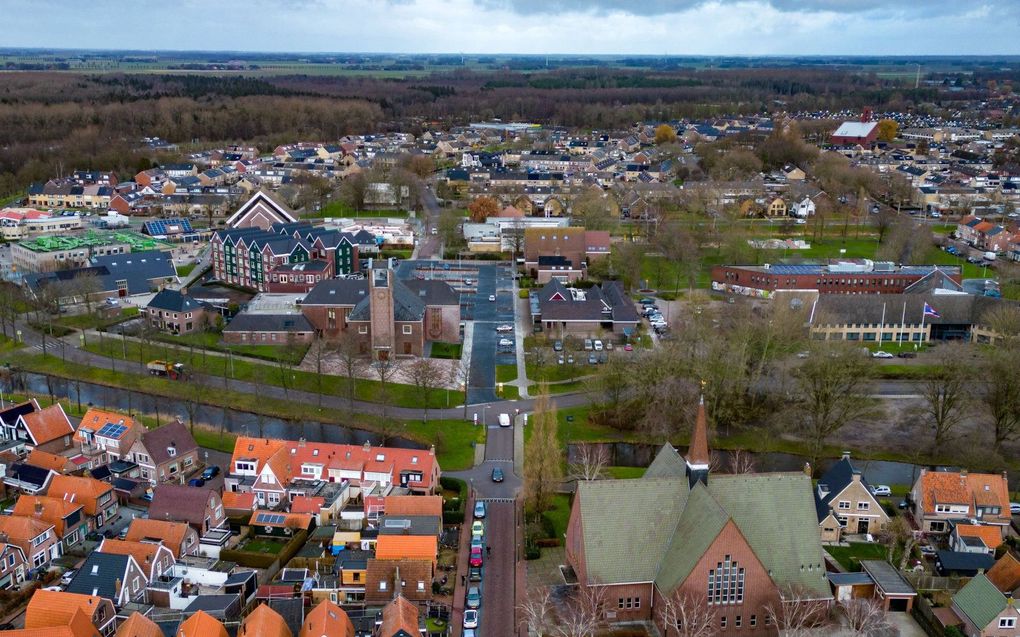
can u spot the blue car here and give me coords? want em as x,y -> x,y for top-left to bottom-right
201,465 -> 220,480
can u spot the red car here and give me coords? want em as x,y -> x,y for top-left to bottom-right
469,546 -> 483,567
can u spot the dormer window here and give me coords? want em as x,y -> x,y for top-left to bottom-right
167,447 -> 176,457
313,449 -> 319,457
411,457 -> 418,464
376,454 -> 385,462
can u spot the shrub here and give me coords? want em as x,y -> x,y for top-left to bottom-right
524,546 -> 541,560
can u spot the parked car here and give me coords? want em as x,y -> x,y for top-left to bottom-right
588,353 -> 598,365
118,527 -> 129,540
919,545 -> 936,557
469,566 -> 482,582
498,338 -> 514,348
553,340 -> 563,352
488,294 -> 496,302
870,485 -> 892,497
557,356 -> 564,365
897,352 -> 917,358
496,324 -> 513,333
639,298 -> 656,305
188,478 -> 205,487
471,536 -> 483,550
464,630 -> 476,637
463,610 -> 479,629
796,351 -> 809,359
583,338 -> 593,351
467,586 -> 481,609
1010,502 -> 1020,515
491,467 -> 504,482
201,465 -> 220,480
566,355 -> 574,364
472,521 -> 484,537
474,501 -> 486,519
593,340 -> 603,351
60,569 -> 77,586
872,351 -> 894,359
605,341 -> 613,351
470,546 -> 483,567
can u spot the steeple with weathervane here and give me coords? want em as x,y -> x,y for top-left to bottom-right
686,383 -> 710,488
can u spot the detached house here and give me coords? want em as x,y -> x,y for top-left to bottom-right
814,453 -> 888,542
47,475 -> 118,530
144,289 -> 208,335
12,495 -> 86,553
911,468 -> 1011,536
950,573 -> 1020,637
74,409 -> 141,468
128,419 -> 199,485
149,485 -> 226,535
0,514 -> 59,571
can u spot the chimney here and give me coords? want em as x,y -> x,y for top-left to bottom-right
298,437 -> 306,448
803,462 -> 812,477
363,440 -> 371,452
429,445 -> 435,457
851,471 -> 862,483
115,578 -> 122,597
841,450 -> 851,461
34,500 -> 43,516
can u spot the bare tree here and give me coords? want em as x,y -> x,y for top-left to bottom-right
372,356 -> 401,417
335,331 -> 365,407
450,359 -> 470,418
569,443 -> 608,482
922,344 -> 970,452
791,343 -> 874,465
518,587 -> 554,637
764,587 -> 831,637
879,515 -> 917,571
70,270 -> 103,316
406,357 -> 444,422
728,449 -> 756,474
979,346 -> 1020,452
657,590 -> 717,637
553,583 -> 608,637
308,335 -> 335,410
840,598 -> 894,637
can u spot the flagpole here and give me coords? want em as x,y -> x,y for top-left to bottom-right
920,302 -> 926,344
899,301 -> 907,346
880,302 -> 886,345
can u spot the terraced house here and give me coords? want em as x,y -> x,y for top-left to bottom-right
565,397 -> 831,635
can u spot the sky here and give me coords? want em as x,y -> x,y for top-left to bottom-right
4,0 -> 1020,56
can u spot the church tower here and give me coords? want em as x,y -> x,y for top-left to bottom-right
686,393 -> 710,488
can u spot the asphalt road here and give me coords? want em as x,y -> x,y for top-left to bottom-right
417,185 -> 442,259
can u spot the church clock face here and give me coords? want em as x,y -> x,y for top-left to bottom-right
375,290 -> 387,300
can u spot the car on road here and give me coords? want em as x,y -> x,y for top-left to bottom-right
498,413 -> 511,428
471,536 -> 483,550
60,569 -> 77,586
872,351 -> 894,359
466,586 -> 481,609
870,485 -> 892,497
1011,502 -> 1020,515
470,546 -> 483,567
472,521 -> 484,537
897,352 -> 917,358
474,501 -> 486,519
553,340 -> 563,352
496,324 -> 513,333
201,465 -> 220,480
469,566 -> 482,582
491,467 -> 504,482
464,630 -> 476,637
464,610 -> 479,628
593,339 -> 603,351
488,294 -> 496,302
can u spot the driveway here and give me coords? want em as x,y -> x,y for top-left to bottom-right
887,612 -> 927,637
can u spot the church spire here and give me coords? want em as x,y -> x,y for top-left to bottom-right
686,388 -> 710,488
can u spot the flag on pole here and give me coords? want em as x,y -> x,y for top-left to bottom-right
923,302 -> 940,318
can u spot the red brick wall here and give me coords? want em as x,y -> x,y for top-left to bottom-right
711,265 -> 957,295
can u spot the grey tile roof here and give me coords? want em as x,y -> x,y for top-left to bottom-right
402,280 -> 460,306
378,515 -> 441,536
814,293 -> 1016,327
147,289 -> 206,313
149,485 -> 216,528
302,279 -> 369,306
91,250 -> 177,295
223,312 -> 313,333
861,560 -> 917,596
814,457 -> 873,522
66,552 -> 131,599
140,419 -> 198,467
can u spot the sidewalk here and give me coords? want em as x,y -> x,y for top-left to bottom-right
512,291 -> 531,399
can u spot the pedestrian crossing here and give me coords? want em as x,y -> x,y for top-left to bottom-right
476,497 -> 516,503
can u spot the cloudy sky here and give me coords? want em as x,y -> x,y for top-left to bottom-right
4,0 -> 1019,55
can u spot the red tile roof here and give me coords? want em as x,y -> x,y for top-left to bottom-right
47,475 -> 114,517
21,404 -> 73,446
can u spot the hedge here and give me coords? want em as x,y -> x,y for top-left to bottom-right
441,476 -> 467,524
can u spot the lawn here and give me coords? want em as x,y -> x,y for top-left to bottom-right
176,263 -> 197,277
429,342 -> 463,360
313,201 -> 411,219
825,543 -> 888,571
58,307 -> 139,331
605,466 -> 646,479
240,538 -> 286,554
149,331 -> 310,365
542,494 -> 572,541
495,364 -> 517,383
7,353 -> 478,470
83,335 -> 461,409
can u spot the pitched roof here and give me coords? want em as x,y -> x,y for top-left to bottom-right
289,496 -> 325,515
149,485 -> 217,527
25,589 -> 104,636
687,396 -> 709,466
12,496 -> 84,535
299,600 -> 355,637
384,496 -> 443,518
47,475 -> 113,517
222,491 -> 257,512
223,312 -> 313,334
24,449 -> 70,473
240,603 -> 293,637
65,552 -> 134,600
76,409 -> 138,443
97,539 -> 167,575
987,553 -> 1020,594
953,573 -> 1008,631
642,444 -> 686,479
378,596 -> 420,637
374,536 -> 437,563
917,470 -> 1010,522
89,251 -> 177,295
138,419 -> 198,467
123,519 -> 191,559
955,524 -> 1004,550
226,191 -> 297,229
175,610 -> 228,637
814,456 -> 874,522
21,404 -> 73,446
115,612 -> 163,637
0,513 -> 55,544
365,559 -> 434,604
146,289 -> 205,313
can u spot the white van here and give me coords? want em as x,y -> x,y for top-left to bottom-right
498,413 -> 511,428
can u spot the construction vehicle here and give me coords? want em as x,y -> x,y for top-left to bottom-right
147,360 -> 187,380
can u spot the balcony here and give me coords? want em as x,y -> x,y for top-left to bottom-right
147,574 -> 183,591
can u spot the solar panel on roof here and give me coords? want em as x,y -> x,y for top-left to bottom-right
256,513 -> 285,524
97,423 -> 127,438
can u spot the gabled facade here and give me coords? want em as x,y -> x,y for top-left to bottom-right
564,398 -> 831,636
65,552 -> 146,607
814,453 -> 888,543
97,539 -> 176,582
47,475 -> 118,530
951,573 -> 1020,637
123,519 -> 199,560
74,409 -> 141,468
12,495 -> 86,553
911,468 -> 1011,535
25,589 -> 116,637
225,191 -> 297,230
0,514 -> 59,571
15,404 -> 75,454
0,543 -> 27,590
127,419 -> 199,486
